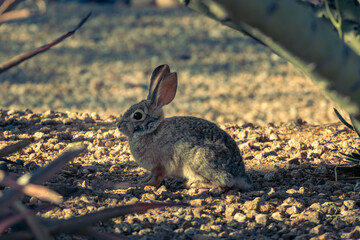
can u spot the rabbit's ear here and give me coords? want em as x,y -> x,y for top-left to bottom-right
151,72 -> 177,108
148,64 -> 170,100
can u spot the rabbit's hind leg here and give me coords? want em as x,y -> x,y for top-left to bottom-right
144,164 -> 167,187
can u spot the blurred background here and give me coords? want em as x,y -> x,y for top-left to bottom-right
0,0 -> 338,125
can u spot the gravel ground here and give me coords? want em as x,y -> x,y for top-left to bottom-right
1,109 -> 360,239
0,1 -> 339,125
1,1 -> 360,240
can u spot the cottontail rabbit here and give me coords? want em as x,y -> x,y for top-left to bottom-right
118,64 -> 252,190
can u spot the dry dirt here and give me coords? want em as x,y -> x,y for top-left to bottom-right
1,109 -> 360,239
1,1 -> 360,240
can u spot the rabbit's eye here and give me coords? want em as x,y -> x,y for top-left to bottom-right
131,110 -> 146,121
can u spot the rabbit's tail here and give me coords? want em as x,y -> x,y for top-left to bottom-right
233,174 -> 253,191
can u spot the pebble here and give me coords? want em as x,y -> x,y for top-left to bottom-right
287,158 -> 300,165
243,197 -> 261,211
0,162 -> 8,172
233,213 -> 246,223
15,159 -> 24,166
271,212 -> 284,221
343,200 -> 356,210
310,225 -> 325,235
255,214 -> 268,226
225,205 -> 237,218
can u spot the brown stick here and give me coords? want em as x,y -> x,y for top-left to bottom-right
0,146 -> 85,212
0,9 -> 33,24
0,12 -> 91,74
0,175 -> 63,204
0,138 -> 32,158
13,201 -> 52,240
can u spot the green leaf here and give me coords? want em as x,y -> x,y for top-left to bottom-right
334,108 -> 353,130
350,115 -> 360,138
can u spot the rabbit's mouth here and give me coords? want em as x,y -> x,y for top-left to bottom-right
133,119 -> 161,135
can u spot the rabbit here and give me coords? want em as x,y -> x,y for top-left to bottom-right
117,64 -> 252,190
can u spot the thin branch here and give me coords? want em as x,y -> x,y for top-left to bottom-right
0,138 -> 32,158
0,146 -> 86,213
13,201 -> 52,240
0,173 -> 63,203
0,211 -> 31,234
0,12 -> 91,74
0,9 -> 33,24
0,0 -> 17,15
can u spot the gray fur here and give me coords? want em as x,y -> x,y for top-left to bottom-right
117,65 -> 252,190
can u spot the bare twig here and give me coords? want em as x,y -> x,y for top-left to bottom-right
0,138 -> 32,158
13,201 -> 52,240
0,146 -> 86,212
0,8 -> 33,23
0,0 -> 19,15
0,210 -> 31,234
0,172 -> 63,203
0,12 -> 91,74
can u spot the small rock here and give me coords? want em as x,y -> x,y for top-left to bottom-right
314,162 -> 327,174
39,127 -> 51,134
44,110 -> 54,117
263,172 -> 275,181
0,161 -> 8,172
190,199 -> 205,206
25,161 -> 40,172
245,210 -> 257,219
309,202 -> 321,211
225,205 -> 237,218
192,208 -> 203,218
287,158 -> 300,165
233,213 -> 246,223
210,224 -> 222,232
15,159 -> 24,166
305,211 -> 322,224
229,231 -> 244,239
255,214 -> 268,226
62,118 -> 73,125
259,204 -> 275,213
57,132 -> 73,141
264,151 -> 277,157
271,212 -> 284,221
341,226 -> 360,239
84,117 -> 95,123
114,222 -> 132,234
34,132 -> 44,139
343,200 -> 356,210
141,193 -> 156,201
288,139 -> 300,149
91,112 -> 100,120
62,209 -> 73,219
105,140 -> 115,148
184,227 -> 197,236
40,119 -> 57,125
4,125 -> 17,130
286,206 -> 299,215
331,216 -> 346,229
243,197 -> 261,211
310,225 -> 324,235
138,228 -> 152,235
269,133 -> 279,141
321,202 -> 339,215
